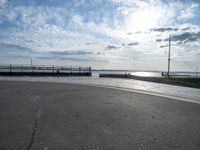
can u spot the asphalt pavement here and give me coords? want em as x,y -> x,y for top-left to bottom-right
0,81 -> 200,150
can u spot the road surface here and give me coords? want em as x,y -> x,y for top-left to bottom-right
0,76 -> 200,104
0,81 -> 200,150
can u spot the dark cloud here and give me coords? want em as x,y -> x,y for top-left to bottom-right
25,40 -> 35,43
151,27 -> 178,32
42,50 -> 95,61
0,43 -> 93,56
127,32 -> 132,35
36,55 -> 109,63
166,31 -> 200,44
0,55 -> 31,59
136,31 -> 142,34
156,39 -> 162,42
105,45 -> 120,50
0,43 -> 35,59
50,51 -> 93,55
0,43 -> 32,51
86,42 -> 98,45
156,31 -> 200,44
121,42 -> 139,47
96,52 -> 105,55
182,37 -> 198,44
0,43 -> 95,61
36,56 -> 92,61
181,27 -> 190,31
127,42 -> 139,46
127,31 -> 142,35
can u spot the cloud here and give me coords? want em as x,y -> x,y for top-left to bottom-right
50,51 -> 93,56
0,43 -> 32,51
151,27 -> 178,32
120,42 -> 139,46
178,3 -> 199,21
0,43 -> 35,59
35,54 -> 109,63
105,45 -> 120,50
135,31 -> 142,34
169,31 -> 200,44
0,42 -> 94,60
35,56 -> 93,62
0,55 -> 31,59
127,42 -> 139,46
72,14 -> 83,24
181,27 -> 190,31
156,39 -> 162,42
86,42 -> 98,45
38,50 -> 95,61
156,30 -> 200,44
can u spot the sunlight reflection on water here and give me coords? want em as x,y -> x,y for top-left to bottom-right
131,71 -> 161,77
92,71 -> 161,77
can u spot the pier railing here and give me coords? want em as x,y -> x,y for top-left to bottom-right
0,64 -> 92,76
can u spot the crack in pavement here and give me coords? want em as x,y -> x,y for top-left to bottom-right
20,94 -> 43,150
26,108 -> 41,150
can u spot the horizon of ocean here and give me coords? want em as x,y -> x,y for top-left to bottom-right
0,65 -> 199,78
92,70 -> 200,77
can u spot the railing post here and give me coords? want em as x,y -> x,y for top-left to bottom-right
10,64 -> 12,73
89,67 -> 91,73
89,67 -> 92,76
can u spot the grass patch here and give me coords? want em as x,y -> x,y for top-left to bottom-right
157,77 -> 200,88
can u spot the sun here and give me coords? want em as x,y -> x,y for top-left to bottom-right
126,7 -> 163,32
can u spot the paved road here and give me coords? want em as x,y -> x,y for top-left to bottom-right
1,77 -> 200,103
0,81 -> 200,150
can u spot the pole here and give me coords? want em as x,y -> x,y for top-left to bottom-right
168,35 -> 171,78
31,58 -> 33,72
196,66 -> 198,77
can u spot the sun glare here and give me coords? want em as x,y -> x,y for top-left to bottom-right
126,7 -> 162,31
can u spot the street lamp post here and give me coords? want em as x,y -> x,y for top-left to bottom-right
168,35 -> 171,78
160,35 -> 171,78
31,58 -> 33,72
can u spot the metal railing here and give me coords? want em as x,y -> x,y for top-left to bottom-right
0,64 -> 91,74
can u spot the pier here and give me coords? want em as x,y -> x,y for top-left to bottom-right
0,64 -> 92,76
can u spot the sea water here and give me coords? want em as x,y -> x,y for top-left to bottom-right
92,70 -> 199,77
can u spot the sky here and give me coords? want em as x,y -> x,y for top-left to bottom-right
0,0 -> 200,71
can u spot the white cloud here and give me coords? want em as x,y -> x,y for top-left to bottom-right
177,2 -> 199,21
179,9 -> 195,21
112,0 -> 149,7
72,14 -> 83,25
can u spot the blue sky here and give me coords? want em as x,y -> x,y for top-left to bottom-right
0,0 -> 200,71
